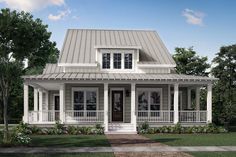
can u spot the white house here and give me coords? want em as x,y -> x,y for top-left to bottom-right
22,29 -> 217,134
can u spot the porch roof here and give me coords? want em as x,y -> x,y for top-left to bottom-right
22,72 -> 218,82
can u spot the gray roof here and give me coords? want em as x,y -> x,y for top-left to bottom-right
58,29 -> 176,65
23,72 -> 217,82
43,64 -> 63,74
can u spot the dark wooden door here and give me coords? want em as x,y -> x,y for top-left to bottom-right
54,95 -> 60,121
112,91 -> 123,122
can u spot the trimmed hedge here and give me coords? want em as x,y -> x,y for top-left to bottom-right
138,122 -> 227,134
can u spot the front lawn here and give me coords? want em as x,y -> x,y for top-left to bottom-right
29,135 -> 110,147
0,153 -> 114,157
190,152 -> 236,157
145,132 -> 236,146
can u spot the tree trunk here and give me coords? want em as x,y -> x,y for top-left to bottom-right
3,92 -> 9,142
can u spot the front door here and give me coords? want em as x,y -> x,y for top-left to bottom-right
54,95 -> 60,121
112,90 -> 123,122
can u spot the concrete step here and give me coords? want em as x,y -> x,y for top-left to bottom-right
107,123 -> 136,134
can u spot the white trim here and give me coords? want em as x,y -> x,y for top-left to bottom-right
136,88 -> 163,115
109,88 -> 125,123
71,87 -> 99,113
95,45 -> 142,49
137,64 -> 176,68
58,63 -> 98,67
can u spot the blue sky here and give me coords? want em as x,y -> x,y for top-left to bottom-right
1,0 -> 236,62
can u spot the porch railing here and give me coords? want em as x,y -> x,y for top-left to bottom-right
65,110 -> 104,123
179,111 -> 207,123
28,110 -> 60,123
137,110 -> 174,123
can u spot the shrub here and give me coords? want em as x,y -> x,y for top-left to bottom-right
31,125 -> 41,134
67,126 -> 78,135
14,121 -> 32,135
14,133 -> 31,145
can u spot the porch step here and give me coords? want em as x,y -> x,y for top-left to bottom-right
107,123 -> 137,134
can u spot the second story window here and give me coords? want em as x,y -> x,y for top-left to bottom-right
113,53 -> 121,69
102,53 -> 110,69
124,53 -> 132,69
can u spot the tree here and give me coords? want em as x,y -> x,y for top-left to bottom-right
0,8 -> 59,142
173,47 -> 210,76
211,45 -> 236,125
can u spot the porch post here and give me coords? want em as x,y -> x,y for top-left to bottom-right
34,88 -> 38,122
23,84 -> 29,123
173,83 -> 179,124
39,89 -> 43,122
207,83 -> 212,123
104,83 -> 108,132
168,84 -> 171,122
45,91 -> 49,111
196,87 -> 200,122
187,88 -> 191,109
131,83 -> 136,131
59,84 -> 65,123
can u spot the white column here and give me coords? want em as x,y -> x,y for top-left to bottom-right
187,88 -> 191,109
173,83 -> 179,124
104,83 -> 108,132
60,84 -> 65,123
196,87 -> 200,110
131,83 -> 136,131
196,87 -> 200,122
168,84 -> 171,122
33,88 -> 38,122
39,89 -> 43,122
207,83 -> 212,123
23,84 -> 29,123
45,91 -> 49,110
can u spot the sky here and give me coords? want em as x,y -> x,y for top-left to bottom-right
0,0 -> 236,62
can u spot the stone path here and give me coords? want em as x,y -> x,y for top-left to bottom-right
106,134 -> 193,157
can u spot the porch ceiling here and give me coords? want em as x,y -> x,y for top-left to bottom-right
22,72 -> 218,83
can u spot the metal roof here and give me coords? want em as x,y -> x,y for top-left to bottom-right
43,64 -> 63,74
23,72 -> 217,82
58,29 -> 176,65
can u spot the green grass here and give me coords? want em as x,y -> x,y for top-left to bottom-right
190,152 -> 236,157
29,135 -> 110,147
0,153 -> 114,157
145,132 -> 236,146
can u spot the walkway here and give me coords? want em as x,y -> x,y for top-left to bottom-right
0,146 -> 236,153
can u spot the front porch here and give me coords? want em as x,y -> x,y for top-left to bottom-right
23,81 -> 213,133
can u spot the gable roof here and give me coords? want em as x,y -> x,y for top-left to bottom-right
58,29 -> 176,65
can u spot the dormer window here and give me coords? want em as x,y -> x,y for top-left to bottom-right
113,53 -> 122,69
124,53 -> 132,69
101,50 -> 134,71
102,53 -> 110,69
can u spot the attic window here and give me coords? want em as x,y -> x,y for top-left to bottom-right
102,53 -> 110,69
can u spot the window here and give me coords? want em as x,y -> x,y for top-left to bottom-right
102,53 -> 110,69
113,53 -> 121,69
73,88 -> 97,117
137,89 -> 162,117
124,53 -> 132,69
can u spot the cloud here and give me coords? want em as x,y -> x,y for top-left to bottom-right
48,9 -> 71,21
182,8 -> 205,26
0,0 -> 65,12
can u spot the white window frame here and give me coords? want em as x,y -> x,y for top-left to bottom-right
100,49 -> 135,72
136,88 -> 163,117
71,87 -> 99,114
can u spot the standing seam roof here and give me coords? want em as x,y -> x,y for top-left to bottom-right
58,29 -> 176,65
